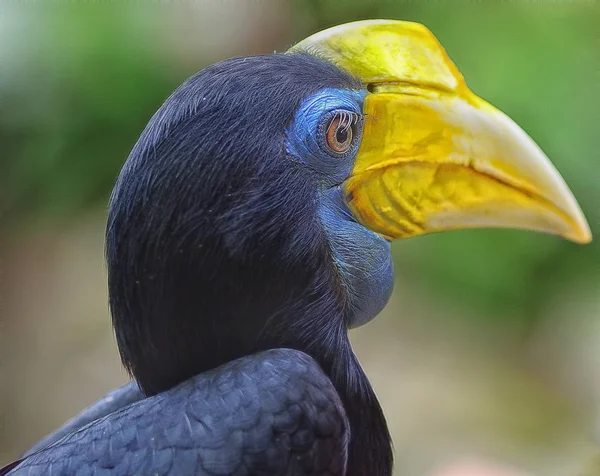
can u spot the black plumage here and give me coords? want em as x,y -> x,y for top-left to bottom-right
9,350 -> 348,475
23,383 -> 144,457
4,54 -> 392,475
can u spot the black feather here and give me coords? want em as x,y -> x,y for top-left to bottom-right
3,53 -> 393,476
7,350 -> 349,476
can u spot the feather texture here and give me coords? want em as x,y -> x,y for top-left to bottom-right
6,350 -> 348,476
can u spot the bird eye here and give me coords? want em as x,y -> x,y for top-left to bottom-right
324,111 -> 361,156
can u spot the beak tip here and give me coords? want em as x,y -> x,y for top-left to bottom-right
562,209 -> 593,244
570,225 -> 593,245
569,200 -> 593,244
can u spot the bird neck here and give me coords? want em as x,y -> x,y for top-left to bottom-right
324,338 -> 393,476
339,350 -> 393,476
258,293 -> 393,476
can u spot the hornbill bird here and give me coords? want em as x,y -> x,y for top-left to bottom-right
3,20 -> 591,476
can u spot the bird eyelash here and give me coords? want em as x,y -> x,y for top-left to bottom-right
314,109 -> 364,159
332,110 -> 362,133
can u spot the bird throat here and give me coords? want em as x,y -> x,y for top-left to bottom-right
318,187 -> 395,329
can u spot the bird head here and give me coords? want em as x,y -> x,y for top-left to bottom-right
107,17 -> 590,403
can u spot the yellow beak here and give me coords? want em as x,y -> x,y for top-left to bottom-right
290,20 -> 591,244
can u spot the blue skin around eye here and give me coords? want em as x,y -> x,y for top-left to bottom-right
286,88 -> 365,187
286,88 -> 394,328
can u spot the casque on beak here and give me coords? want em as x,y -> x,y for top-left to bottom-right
290,20 -> 591,244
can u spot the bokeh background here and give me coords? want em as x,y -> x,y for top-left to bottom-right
1,1 -> 599,475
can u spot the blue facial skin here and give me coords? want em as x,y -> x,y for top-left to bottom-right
286,88 -> 394,328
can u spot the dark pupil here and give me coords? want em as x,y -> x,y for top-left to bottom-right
336,126 -> 349,144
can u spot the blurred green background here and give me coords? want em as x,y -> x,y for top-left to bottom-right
1,2 -> 599,475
